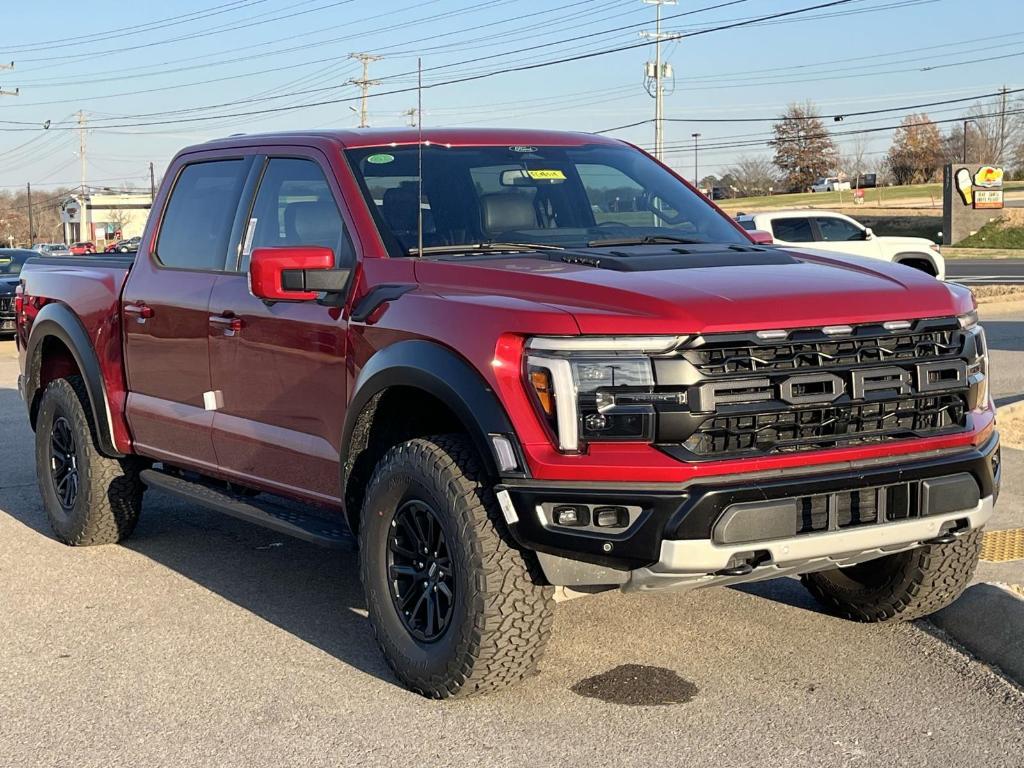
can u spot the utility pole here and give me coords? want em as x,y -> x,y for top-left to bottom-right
1,60 -> 18,97
149,162 -> 156,201
691,133 -> 701,188
641,0 -> 676,162
997,85 -> 1009,165
26,183 -> 33,245
77,110 -> 88,192
348,53 -> 382,128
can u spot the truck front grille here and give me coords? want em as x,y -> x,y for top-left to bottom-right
653,318 -> 976,460
683,394 -> 966,457
0,296 -> 13,315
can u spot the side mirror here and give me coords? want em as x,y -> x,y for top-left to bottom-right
863,227 -> 874,240
250,246 -> 348,302
748,229 -> 774,245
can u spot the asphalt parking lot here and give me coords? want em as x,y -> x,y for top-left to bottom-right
2,308 -> 1024,768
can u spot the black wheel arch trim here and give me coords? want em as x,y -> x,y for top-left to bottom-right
894,252 -> 939,272
24,302 -> 124,458
341,338 -> 524,499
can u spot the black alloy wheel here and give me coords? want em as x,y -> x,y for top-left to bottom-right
49,415 -> 80,510
387,499 -> 455,642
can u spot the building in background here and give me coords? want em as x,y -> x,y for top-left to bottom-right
59,191 -> 151,247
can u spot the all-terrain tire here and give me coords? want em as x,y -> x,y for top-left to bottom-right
35,376 -> 144,545
800,531 -> 983,622
359,434 -> 554,698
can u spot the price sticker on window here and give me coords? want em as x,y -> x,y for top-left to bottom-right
526,169 -> 566,181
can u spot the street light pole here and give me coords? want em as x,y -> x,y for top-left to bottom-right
962,119 -> 978,164
691,132 -> 701,188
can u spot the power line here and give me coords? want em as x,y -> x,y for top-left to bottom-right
595,86 -> 1024,133
0,0 -> 860,133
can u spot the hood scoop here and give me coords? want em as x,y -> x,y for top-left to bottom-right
559,244 -> 799,272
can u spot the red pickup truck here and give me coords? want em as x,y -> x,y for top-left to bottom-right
15,129 -> 998,698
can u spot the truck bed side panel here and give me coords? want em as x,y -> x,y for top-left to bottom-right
19,256 -> 134,452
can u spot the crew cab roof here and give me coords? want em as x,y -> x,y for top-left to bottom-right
192,127 -> 623,153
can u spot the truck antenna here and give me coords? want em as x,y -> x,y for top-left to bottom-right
416,57 -> 424,258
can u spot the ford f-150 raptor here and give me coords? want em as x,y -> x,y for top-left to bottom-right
15,128 -> 999,698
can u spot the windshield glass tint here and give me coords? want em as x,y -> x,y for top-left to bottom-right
346,144 -> 746,254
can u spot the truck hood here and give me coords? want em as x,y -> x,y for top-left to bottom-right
0,277 -> 18,295
412,244 -> 970,335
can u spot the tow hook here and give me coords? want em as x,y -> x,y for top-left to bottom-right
921,521 -> 970,546
921,532 -> 959,545
715,563 -> 754,577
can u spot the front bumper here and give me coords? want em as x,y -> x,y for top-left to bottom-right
497,433 -> 1000,590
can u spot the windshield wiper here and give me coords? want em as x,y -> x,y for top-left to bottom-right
407,242 -> 565,256
586,234 -> 707,247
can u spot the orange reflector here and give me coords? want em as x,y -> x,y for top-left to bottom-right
529,368 -> 554,416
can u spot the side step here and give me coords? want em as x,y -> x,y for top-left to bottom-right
140,468 -> 356,550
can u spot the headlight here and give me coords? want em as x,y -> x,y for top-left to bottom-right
965,322 -> 989,409
958,310 -> 979,329
525,336 -> 686,452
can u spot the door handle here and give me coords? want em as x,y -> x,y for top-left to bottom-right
209,312 -> 243,336
124,302 -> 153,323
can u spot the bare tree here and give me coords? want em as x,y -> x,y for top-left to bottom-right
885,113 -> 943,184
839,134 -> 870,180
771,101 -> 839,192
727,155 -> 777,196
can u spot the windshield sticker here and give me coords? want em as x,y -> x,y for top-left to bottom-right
526,169 -> 566,181
0,258 -> 10,265
366,153 -> 395,165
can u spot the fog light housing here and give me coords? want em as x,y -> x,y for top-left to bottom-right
594,506 -> 629,529
553,505 -> 589,527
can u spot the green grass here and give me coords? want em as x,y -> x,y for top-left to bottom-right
957,221 -> 1024,249
721,179 -> 1024,211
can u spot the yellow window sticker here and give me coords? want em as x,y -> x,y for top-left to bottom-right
526,169 -> 566,181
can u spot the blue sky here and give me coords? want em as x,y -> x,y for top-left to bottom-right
0,0 -> 1019,190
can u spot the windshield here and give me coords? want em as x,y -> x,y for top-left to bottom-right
346,143 -> 747,255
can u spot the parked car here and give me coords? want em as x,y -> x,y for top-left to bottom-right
69,242 -> 96,255
31,243 -> 72,257
735,210 -> 945,279
0,248 -> 34,336
104,237 -> 141,253
810,177 -> 851,193
16,128 -> 996,699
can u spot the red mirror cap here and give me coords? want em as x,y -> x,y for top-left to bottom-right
748,229 -> 774,245
250,246 -> 334,302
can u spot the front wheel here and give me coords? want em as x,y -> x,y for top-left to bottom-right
801,531 -> 982,622
359,434 -> 554,698
35,376 -> 144,545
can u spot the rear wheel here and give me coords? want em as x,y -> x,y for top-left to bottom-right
35,376 -> 144,545
801,532 -> 982,622
359,434 -> 554,698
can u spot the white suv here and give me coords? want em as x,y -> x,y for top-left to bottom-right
736,210 -> 945,279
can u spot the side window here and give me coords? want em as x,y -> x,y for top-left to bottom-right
771,217 -> 814,242
156,160 -> 249,271
816,216 -> 863,242
242,158 -> 351,271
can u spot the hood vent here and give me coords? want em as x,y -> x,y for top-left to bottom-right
559,245 -> 800,272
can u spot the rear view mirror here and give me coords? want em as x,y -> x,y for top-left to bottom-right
499,168 -> 566,187
250,246 -> 348,302
748,229 -> 774,245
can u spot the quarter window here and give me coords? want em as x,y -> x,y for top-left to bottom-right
156,160 -> 249,271
242,158 -> 351,271
771,217 -> 814,242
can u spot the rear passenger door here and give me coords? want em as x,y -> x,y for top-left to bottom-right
207,152 -> 356,504
122,156 -> 253,469
767,216 -> 815,244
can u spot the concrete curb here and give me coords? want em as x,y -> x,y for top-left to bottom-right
928,583 -> 1024,686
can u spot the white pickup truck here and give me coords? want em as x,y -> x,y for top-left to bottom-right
810,177 -> 851,193
735,210 -> 945,279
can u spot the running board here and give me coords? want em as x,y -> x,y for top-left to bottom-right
140,469 -> 356,550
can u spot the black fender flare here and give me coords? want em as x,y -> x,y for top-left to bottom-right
24,302 -> 124,458
341,339 -> 521,491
